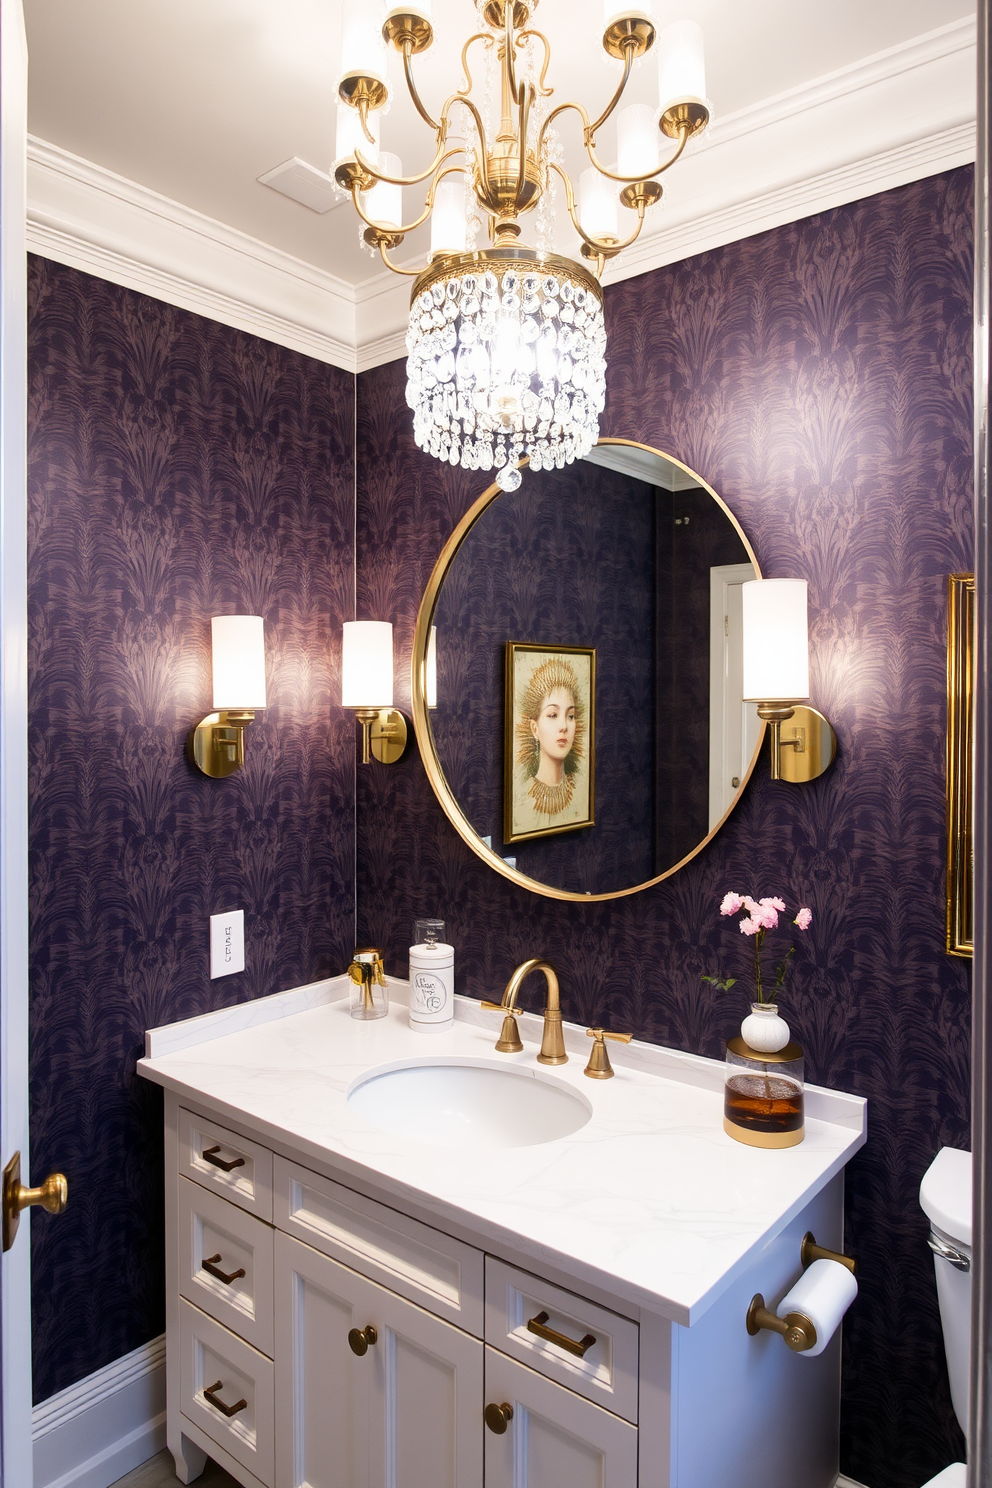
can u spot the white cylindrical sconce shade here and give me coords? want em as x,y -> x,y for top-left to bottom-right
342,621 -> 394,707
426,626 -> 438,709
742,580 -> 810,701
579,167 -> 619,242
617,104 -> 659,180
340,1 -> 388,84
658,20 -> 707,109
211,616 -> 267,710
362,152 -> 403,229
431,175 -> 468,256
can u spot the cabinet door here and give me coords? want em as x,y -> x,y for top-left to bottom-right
484,1347 -> 637,1488
275,1232 -> 483,1488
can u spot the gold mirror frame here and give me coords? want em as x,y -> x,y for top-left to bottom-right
410,438 -> 765,902
946,572 -> 974,956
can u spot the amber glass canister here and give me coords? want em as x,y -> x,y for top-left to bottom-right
723,1036 -> 804,1148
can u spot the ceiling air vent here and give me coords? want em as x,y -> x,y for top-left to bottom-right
257,158 -> 341,214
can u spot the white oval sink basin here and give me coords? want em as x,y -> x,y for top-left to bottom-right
347,1058 -> 592,1149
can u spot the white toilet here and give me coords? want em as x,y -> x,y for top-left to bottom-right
919,1146 -> 971,1488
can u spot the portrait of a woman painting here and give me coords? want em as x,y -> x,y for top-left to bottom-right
504,643 -> 596,844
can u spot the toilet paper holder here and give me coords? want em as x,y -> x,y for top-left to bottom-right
746,1231 -> 856,1353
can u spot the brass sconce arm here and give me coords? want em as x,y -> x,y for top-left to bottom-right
188,709 -> 258,779
754,702 -> 837,785
354,708 -> 408,766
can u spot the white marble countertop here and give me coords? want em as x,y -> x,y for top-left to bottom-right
137,977 -> 866,1327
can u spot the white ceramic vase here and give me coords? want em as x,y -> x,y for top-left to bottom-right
741,1001 -> 790,1054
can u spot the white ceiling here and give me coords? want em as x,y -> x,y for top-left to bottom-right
22,1 -> 977,367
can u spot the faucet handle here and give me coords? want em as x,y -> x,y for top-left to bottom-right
481,1001 -> 524,1054
584,1028 -> 632,1079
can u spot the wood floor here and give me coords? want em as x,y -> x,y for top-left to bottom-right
110,1449 -> 241,1487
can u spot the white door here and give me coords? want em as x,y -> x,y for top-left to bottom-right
275,1232 -> 483,1488
708,564 -> 762,829
483,1348 -> 637,1488
0,0 -> 34,1482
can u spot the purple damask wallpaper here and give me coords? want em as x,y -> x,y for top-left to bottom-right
27,256 -> 356,1402
356,168 -> 974,1488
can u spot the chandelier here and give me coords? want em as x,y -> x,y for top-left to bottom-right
334,1 -> 709,489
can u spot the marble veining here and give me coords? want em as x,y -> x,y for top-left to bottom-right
138,987 -> 864,1326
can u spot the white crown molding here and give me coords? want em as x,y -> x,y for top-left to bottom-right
27,138 -> 359,372
33,1334 -> 165,1488
26,18 -> 976,375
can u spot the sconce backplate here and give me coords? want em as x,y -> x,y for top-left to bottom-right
188,711 -> 253,778
777,706 -> 837,783
370,709 -> 408,765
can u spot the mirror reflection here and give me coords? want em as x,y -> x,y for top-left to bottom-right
420,440 -> 761,900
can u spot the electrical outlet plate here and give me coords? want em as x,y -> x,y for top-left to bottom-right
210,910 -> 245,978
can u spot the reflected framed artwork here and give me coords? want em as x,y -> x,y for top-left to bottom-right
946,573 -> 974,957
504,643 -> 595,844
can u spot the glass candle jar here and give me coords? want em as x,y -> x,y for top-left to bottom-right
724,1035 -> 804,1148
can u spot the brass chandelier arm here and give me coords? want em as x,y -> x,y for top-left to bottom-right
444,96 -> 494,201
377,241 -> 423,276
516,31 -> 553,97
504,3 -> 522,108
550,160 -> 648,258
457,33 -> 493,97
515,80 -> 533,203
587,46 -> 636,135
537,99 -> 593,162
401,41 -> 442,131
349,182 -> 434,240
354,139 -> 451,189
582,120 -> 691,185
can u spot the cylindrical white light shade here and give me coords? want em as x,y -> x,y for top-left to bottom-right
212,616 -> 267,710
362,152 -> 403,229
742,580 -> 810,701
426,626 -> 438,709
658,20 -> 707,109
431,175 -> 468,256
335,101 -> 379,168
579,167 -> 619,242
342,621 -> 393,708
340,1 -> 387,84
617,104 -> 659,180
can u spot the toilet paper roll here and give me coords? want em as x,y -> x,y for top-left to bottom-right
777,1258 -> 858,1356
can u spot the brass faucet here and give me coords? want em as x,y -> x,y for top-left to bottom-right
482,958 -> 568,1066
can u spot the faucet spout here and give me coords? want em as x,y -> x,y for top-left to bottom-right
502,958 -> 567,1066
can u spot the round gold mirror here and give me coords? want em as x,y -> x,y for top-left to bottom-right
411,439 -> 764,901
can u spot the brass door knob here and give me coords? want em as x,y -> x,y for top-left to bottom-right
348,1324 -> 378,1356
2,1152 -> 68,1252
484,1402 -> 514,1434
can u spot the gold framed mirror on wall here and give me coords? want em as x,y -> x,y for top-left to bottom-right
410,438 -> 765,903
946,572 -> 974,957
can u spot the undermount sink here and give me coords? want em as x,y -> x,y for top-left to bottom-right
347,1057 -> 593,1149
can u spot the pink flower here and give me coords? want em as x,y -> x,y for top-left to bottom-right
760,897 -> 786,913
743,896 -> 778,930
739,916 -> 759,936
720,892 -> 744,916
794,907 -> 812,931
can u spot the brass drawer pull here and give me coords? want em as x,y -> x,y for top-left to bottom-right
348,1324 -> 378,1356
484,1402 -> 514,1434
202,1253 -> 246,1287
526,1310 -> 596,1358
203,1380 -> 248,1418
202,1145 -> 245,1173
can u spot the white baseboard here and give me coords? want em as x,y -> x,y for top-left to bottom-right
835,1475 -> 870,1487
33,1335 -> 166,1488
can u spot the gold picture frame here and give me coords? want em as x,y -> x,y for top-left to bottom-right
946,572 -> 974,957
504,642 -> 596,844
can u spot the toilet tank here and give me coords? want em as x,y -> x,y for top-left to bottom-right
920,1147 -> 972,1440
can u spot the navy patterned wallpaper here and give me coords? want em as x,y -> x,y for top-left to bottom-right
356,168 -> 974,1488
27,256 -> 356,1402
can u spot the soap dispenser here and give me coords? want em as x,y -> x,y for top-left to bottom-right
409,919 -> 454,1032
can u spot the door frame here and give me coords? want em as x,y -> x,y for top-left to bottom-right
0,0 -> 35,1480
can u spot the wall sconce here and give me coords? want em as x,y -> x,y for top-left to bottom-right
189,616 -> 267,778
342,621 -> 408,765
742,579 -> 836,783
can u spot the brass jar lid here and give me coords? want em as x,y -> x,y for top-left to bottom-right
726,1036 -> 804,1064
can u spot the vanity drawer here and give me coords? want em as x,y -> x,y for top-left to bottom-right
485,1258 -> 639,1423
179,1298 -> 274,1486
180,1107 -> 273,1221
179,1178 -> 274,1356
274,1156 -> 484,1336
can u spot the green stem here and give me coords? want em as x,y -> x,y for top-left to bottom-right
755,928 -> 764,1003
